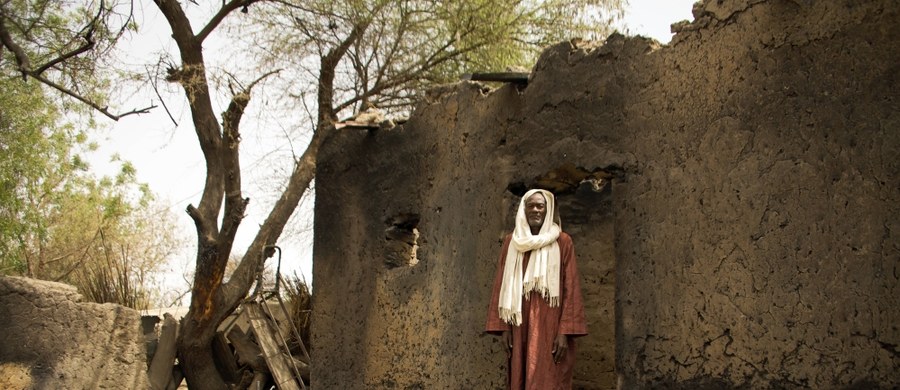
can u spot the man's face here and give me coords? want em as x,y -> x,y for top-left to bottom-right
525,193 -> 547,231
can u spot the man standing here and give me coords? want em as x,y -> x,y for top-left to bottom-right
486,189 -> 587,389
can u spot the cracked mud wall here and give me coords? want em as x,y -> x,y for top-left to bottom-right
312,0 -> 899,388
0,276 -> 149,389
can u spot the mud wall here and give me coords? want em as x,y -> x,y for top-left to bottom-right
312,0 -> 899,388
0,276 -> 149,389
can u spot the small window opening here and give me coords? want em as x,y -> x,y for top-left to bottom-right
384,213 -> 420,268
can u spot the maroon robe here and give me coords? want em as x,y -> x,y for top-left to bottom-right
486,232 -> 588,390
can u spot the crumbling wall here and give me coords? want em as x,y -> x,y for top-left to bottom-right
0,276 -> 149,389
312,0 -> 899,388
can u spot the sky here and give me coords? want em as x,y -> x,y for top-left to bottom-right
87,0 -> 696,302
622,0 -> 697,41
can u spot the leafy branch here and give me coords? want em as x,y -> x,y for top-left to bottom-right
0,3 -> 154,121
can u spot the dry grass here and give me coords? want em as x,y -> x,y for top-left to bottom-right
281,272 -> 312,355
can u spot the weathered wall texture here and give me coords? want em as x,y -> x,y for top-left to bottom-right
0,276 -> 149,389
312,0 -> 899,388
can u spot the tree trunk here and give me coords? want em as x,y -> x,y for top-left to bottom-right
152,2 -> 361,387
177,329 -> 226,390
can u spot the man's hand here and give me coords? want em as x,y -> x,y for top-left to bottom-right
552,334 -> 568,364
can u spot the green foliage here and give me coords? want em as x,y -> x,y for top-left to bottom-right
0,0 -> 170,307
0,78 -> 73,273
239,0 -> 625,114
0,77 -> 173,310
1,0 -> 132,73
0,0 -> 139,118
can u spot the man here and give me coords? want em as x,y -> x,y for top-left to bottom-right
486,189 -> 587,389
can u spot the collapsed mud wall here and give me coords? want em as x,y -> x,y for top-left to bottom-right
312,0 -> 899,388
0,276 -> 149,389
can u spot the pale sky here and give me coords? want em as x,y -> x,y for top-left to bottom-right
621,0 -> 696,41
87,0 -> 696,301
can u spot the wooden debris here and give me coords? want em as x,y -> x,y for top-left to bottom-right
144,294 -> 311,389
212,331 -> 240,383
228,327 -> 268,372
165,366 -> 183,390
244,302 -> 301,390
334,120 -> 380,130
148,314 -> 178,390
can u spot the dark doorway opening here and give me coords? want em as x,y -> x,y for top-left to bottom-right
509,165 -> 618,389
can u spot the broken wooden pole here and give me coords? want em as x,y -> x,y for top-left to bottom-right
212,330 -> 240,383
165,366 -> 183,390
334,120 -> 380,130
148,314 -> 178,390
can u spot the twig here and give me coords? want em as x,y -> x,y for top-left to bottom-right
1,5 -> 155,121
27,71 -> 156,120
197,0 -> 260,43
35,0 -> 105,71
147,69 -> 179,126
33,38 -> 96,75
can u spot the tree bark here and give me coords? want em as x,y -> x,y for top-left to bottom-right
153,1 -> 240,388
177,337 -> 225,389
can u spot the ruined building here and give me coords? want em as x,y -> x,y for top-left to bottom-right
312,0 -> 899,388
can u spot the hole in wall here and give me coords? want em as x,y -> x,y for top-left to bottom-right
384,213 -> 420,268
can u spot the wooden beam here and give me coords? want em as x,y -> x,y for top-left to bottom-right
212,331 -> 240,383
334,120 -> 380,130
244,302 -> 301,390
461,72 -> 529,84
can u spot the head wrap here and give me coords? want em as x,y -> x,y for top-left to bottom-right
497,189 -> 562,326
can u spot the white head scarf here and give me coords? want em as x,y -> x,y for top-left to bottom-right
497,189 -> 562,326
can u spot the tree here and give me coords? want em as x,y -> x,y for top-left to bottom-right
0,76 -> 180,309
1,1 -> 183,310
0,0 -> 154,120
241,0 -> 625,113
150,0 -> 624,387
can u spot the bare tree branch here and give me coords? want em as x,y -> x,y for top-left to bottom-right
217,70 -> 279,252
28,71 -> 156,120
147,68 -> 179,126
197,0 -> 260,43
221,17 -> 373,305
317,22 -> 368,122
221,128 -> 324,305
2,4 -> 155,121
218,68 -> 282,251
155,0 -> 226,231
31,0 -> 105,74
241,68 -> 282,91
335,38 -> 485,114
